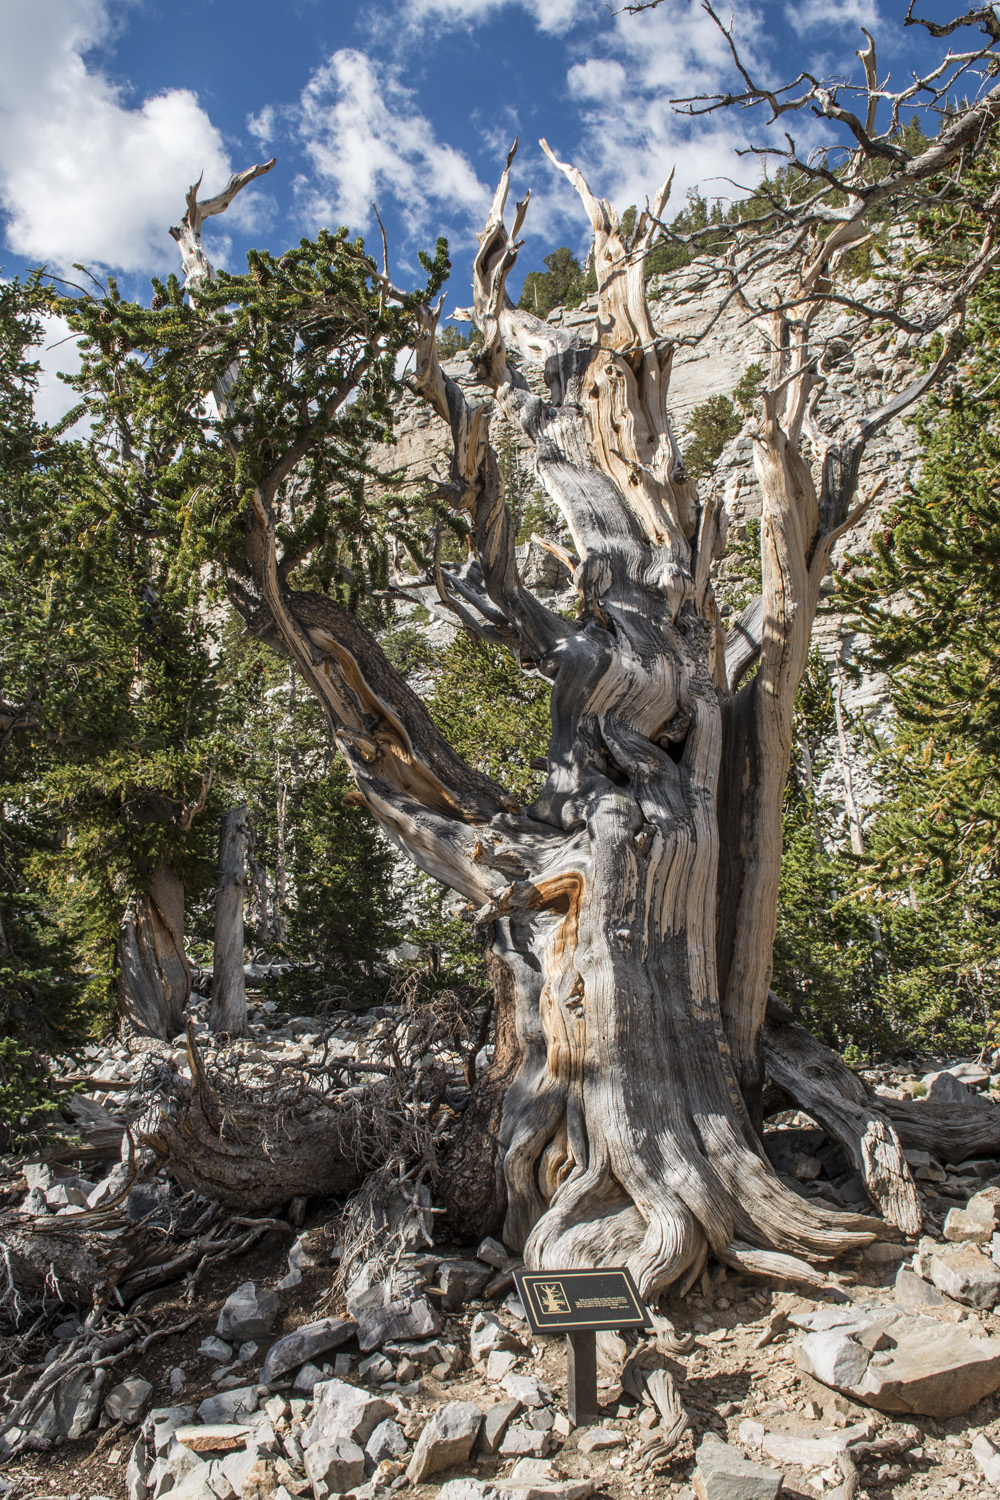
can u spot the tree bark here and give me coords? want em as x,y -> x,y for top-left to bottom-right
211,807 -> 249,1036
164,132 -> 978,1293
762,995 -> 920,1234
116,862 -> 190,1040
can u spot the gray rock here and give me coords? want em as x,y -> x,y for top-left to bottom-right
856,1316 -> 1000,1416
691,1435 -> 782,1500
476,1238 -> 512,1270
303,1437 -> 366,1499
216,1281 -> 280,1342
303,1379 -> 393,1449
196,1385 -> 259,1425
469,1313 -> 523,1365
407,1400 -> 483,1482
28,1365 -> 106,1443
795,1330 -> 871,1389
293,1362 -> 325,1394
923,1071 -> 972,1102
357,1352 -> 393,1384
895,1268 -> 947,1311
486,1351 -> 518,1382
105,1377 -> 153,1425
126,1435 -> 150,1500
501,1374 -> 553,1409
261,1317 -> 356,1384
46,1181 -> 88,1209
928,1248 -> 1000,1308
438,1483 -> 594,1500
146,1404 -> 197,1458
577,1427 -> 624,1453
973,1431 -> 1000,1486
200,1336 -> 235,1364
479,1400 -> 522,1454
356,1295 -> 441,1352
438,1259 -> 492,1310
365,1418 -> 408,1465
943,1187 -> 1000,1243
498,1424 -> 553,1458
219,1441 -> 263,1497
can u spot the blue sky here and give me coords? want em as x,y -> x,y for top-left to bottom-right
0,0 -> 955,404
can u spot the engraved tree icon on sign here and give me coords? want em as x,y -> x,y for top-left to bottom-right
538,1282 -> 570,1315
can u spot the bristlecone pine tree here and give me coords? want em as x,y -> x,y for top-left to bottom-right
62,6 -> 1000,1293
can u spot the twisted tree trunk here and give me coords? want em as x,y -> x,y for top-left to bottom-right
116,862 -> 190,1040
161,117 -> 981,1292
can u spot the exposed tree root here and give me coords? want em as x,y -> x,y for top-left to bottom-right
762,996 -> 921,1235
140,1027 -> 378,1210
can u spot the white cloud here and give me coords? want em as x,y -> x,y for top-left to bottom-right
785,0 -> 879,36
397,0 -> 579,35
566,59 -> 627,103
555,4 -> 771,220
0,0 -> 239,273
35,313 -> 85,428
288,49 -> 491,242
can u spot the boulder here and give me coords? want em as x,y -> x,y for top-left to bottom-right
798,1309 -> 1000,1417
501,1374 -> 553,1409
943,1188 -> 1000,1244
692,1435 -> 782,1500
856,1318 -> 1000,1416
927,1248 -> 1000,1308
199,1336 -> 235,1364
303,1437 -> 366,1499
196,1385 -> 259,1425
303,1379 -> 393,1449
470,1312 -> 523,1365
487,1351 -> 518,1382
173,1422 -> 252,1452
216,1281 -> 280,1342
438,1259 -> 493,1309
27,1365 -> 105,1443
577,1428 -> 625,1453
356,1296 -> 441,1352
365,1418 -> 408,1465
219,1442 -> 264,1497
406,1400 -> 483,1482
437,1483 -> 594,1500
479,1400 -> 522,1454
498,1424 -> 552,1458
894,1268 -> 949,1312
794,1331 -> 871,1389
261,1318 -> 356,1384
922,1071 -> 973,1102
105,1377 -> 153,1425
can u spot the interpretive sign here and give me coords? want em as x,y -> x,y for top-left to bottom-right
514,1268 -> 651,1334
513,1268 -> 652,1429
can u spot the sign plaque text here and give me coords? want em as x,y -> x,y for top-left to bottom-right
513,1268 -> 651,1428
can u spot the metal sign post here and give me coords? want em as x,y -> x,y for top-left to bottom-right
513,1268 -> 651,1431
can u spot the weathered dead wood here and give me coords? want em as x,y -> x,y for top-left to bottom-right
116,862 -> 190,1041
210,807 -> 249,1036
0,1210 -> 160,1303
882,1096 -> 1000,1164
140,1028 -> 377,1211
763,995 -> 921,1235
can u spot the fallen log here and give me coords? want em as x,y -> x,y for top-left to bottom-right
763,996 -> 920,1236
139,1027 -> 383,1212
882,1096 -> 1000,1164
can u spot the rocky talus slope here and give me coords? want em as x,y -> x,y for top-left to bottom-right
7,1002 -> 1000,1500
